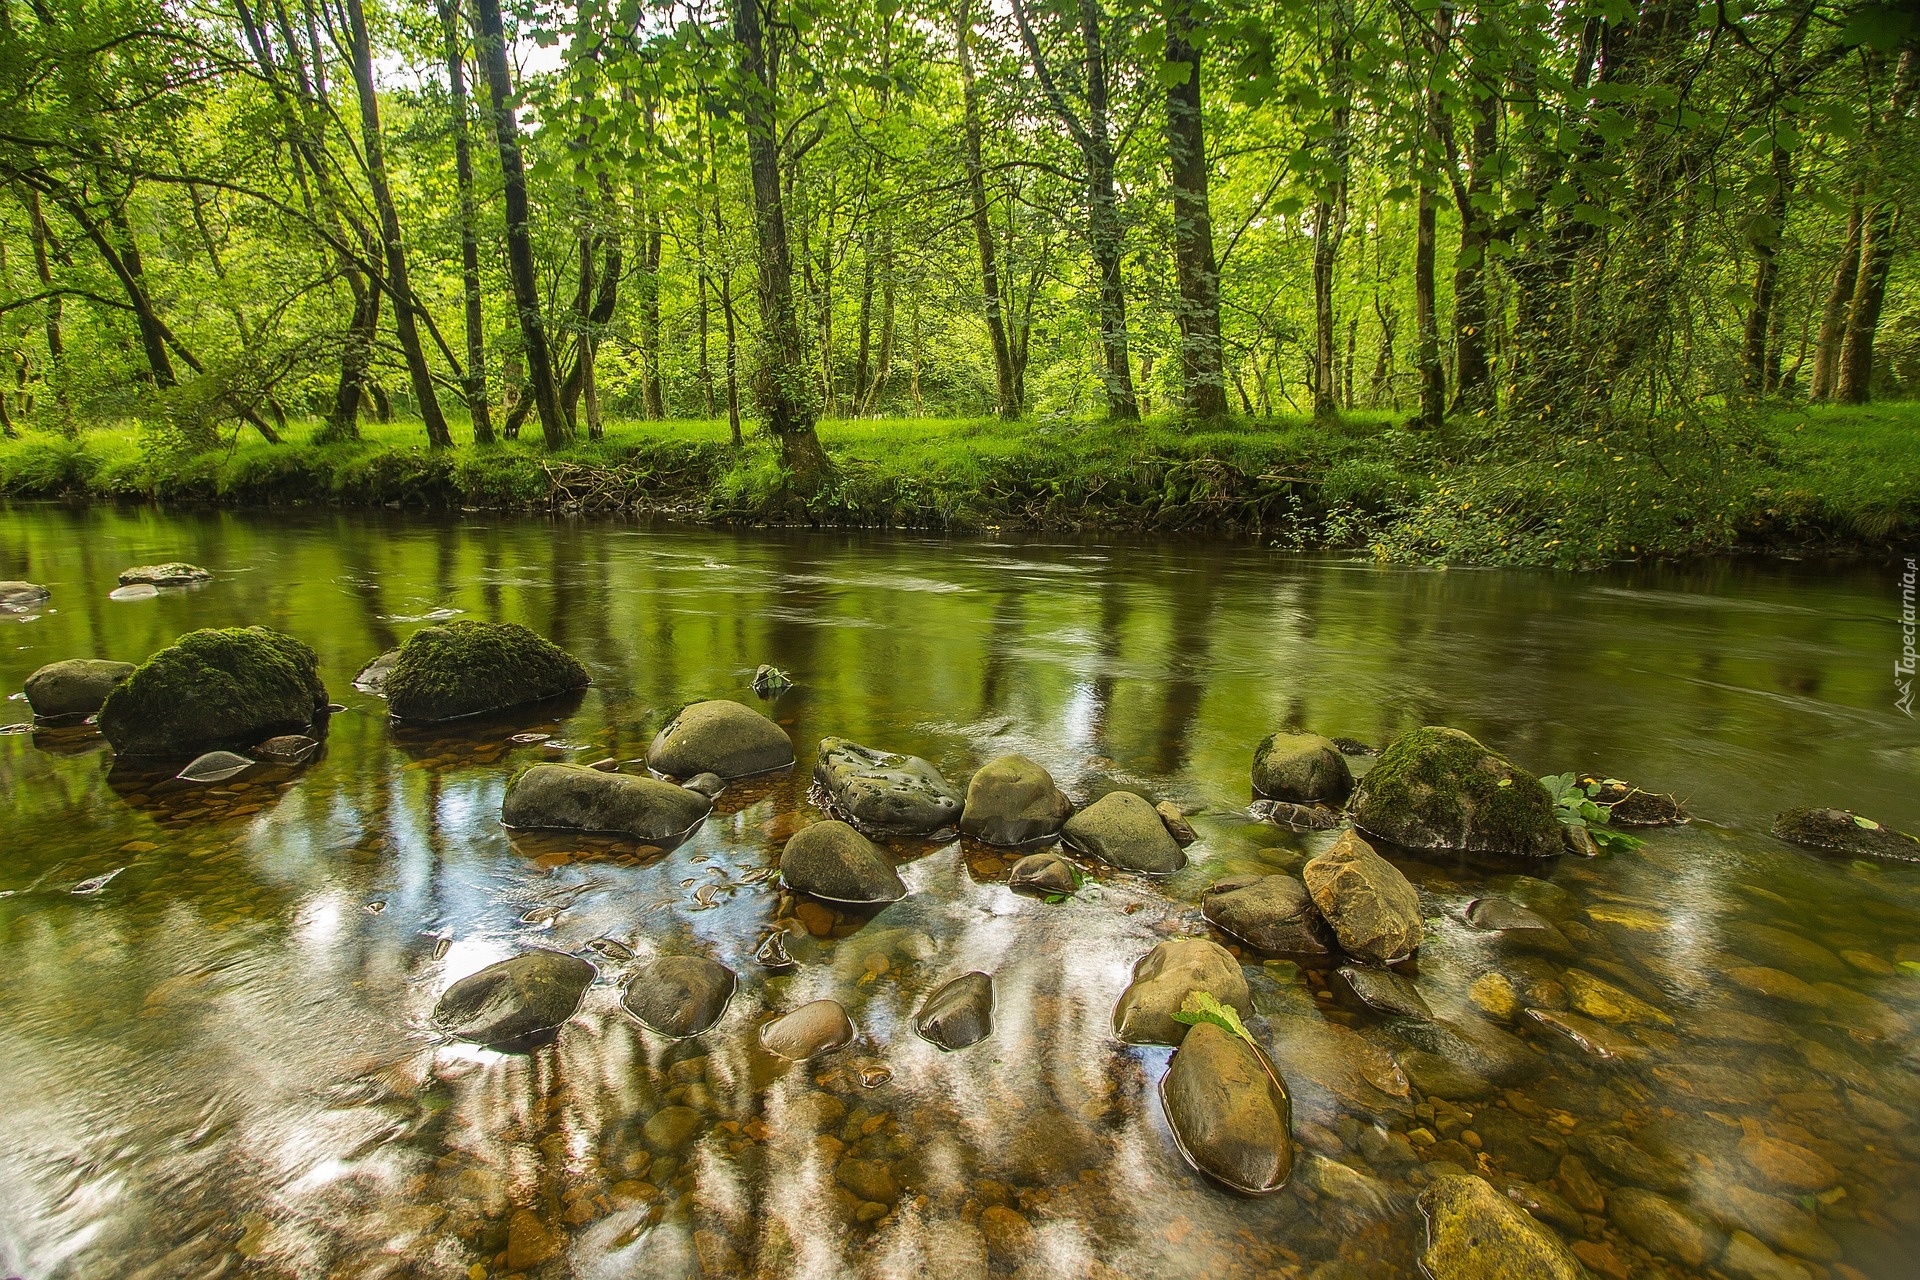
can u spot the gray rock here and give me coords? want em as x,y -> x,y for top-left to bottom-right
1302,829 -> 1422,964
1773,808 -> 1920,862
959,755 -> 1073,846
502,764 -> 711,842
1061,790 -> 1185,874
682,772 -> 726,799
1608,1186 -> 1728,1267
647,699 -> 794,780
914,972 -> 994,1051
1350,726 -> 1563,857
760,999 -> 855,1060
1397,1049 -> 1496,1101
1252,732 -> 1354,804
1202,875 -> 1335,954
1582,1133 -> 1688,1194
0,581 -> 50,611
383,621 -> 590,722
353,648 -> 398,695
434,950 -> 595,1045
1113,937 -> 1250,1046
1417,1174 -> 1584,1280
98,627 -> 328,758
1251,799 -> 1344,831
1155,800 -> 1198,845
621,955 -> 736,1038
1160,1020 -> 1293,1193
780,820 -> 906,904
1338,965 -> 1432,1019
253,733 -> 320,764
1007,850 -> 1079,896
814,737 -> 962,835
1463,897 -> 1574,957
118,562 -> 211,586
24,659 -> 135,719
1394,1017 -> 1542,1086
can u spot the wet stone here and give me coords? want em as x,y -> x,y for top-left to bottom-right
643,1105 -> 704,1153
1350,726 -> 1563,857
1463,897 -> 1574,957
382,620 -> 589,722
433,950 -> 595,1046
780,820 -> 906,904
1607,1186 -> 1728,1267
1720,1230 -> 1813,1280
1733,923 -> 1847,979
24,659 -> 135,720
620,955 -> 736,1038
959,755 -> 1073,846
755,931 -> 796,969
1251,732 -> 1354,804
99,627 -> 327,759
760,999 -> 855,1061
502,764 -> 711,843
1581,1133 -> 1688,1194
177,751 -> 255,783
1061,790 -> 1185,874
119,562 -> 212,586
1694,1177 -> 1841,1261
253,734 -> 319,764
1524,1009 -> 1651,1063
1160,1020 -> 1294,1193
814,737 -> 963,835
1113,937 -> 1250,1046
1772,807 -> 1920,861
1485,874 -> 1589,925
836,1157 -> 898,1205
914,971 -> 993,1051
1155,800 -> 1198,845
682,771 -> 726,799
0,580 -> 51,610
1394,1018 -> 1542,1087
1469,972 -> 1520,1022
352,648 -> 398,695
1302,829 -> 1422,964
648,699 -> 794,780
1338,964 -> 1432,1019
1251,799 -> 1344,830
1397,1050 -> 1496,1101
1562,968 -> 1672,1027
1006,851 -> 1078,897
1418,1173 -> 1584,1280
1203,874 -> 1335,954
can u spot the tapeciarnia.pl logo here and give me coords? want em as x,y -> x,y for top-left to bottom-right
1899,557 -> 1917,717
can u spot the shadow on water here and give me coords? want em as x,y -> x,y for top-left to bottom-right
0,504 -> 1917,1279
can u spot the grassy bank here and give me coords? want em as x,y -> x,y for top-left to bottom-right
1,404 -> 1916,567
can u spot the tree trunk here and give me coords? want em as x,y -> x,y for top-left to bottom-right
1310,15 -> 1350,418
1741,143 -> 1794,395
1808,200 -> 1860,401
1414,184 -> 1443,428
734,0 -> 828,473
475,0 -> 568,448
1165,0 -> 1225,417
957,0 -> 1020,418
640,212 -> 665,419
709,121 -> 743,444
1836,202 -> 1896,404
854,227 -> 875,411
328,272 -> 381,441
22,189 -> 64,405
345,0 -> 451,448
442,0 -> 492,444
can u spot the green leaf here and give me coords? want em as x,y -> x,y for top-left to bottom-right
1170,990 -> 1257,1050
1899,961 -> 1920,976
1852,815 -> 1881,830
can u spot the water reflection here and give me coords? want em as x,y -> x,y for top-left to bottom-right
0,505 -> 1916,1279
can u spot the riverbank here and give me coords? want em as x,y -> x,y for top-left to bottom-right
2,404 -> 1915,567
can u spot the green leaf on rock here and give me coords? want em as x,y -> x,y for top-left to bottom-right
1171,990 -> 1257,1051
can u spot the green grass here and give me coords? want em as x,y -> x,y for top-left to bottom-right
2,402 -> 1915,567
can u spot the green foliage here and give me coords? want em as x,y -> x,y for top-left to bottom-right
1170,990 -> 1257,1049
1540,772 -> 1646,854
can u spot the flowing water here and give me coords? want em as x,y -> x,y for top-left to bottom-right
1,504 -> 1917,1280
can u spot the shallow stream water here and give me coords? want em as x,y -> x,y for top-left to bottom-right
1,504 -> 1917,1280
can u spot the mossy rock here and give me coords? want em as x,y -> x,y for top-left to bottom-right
383,620 -> 589,722
1350,726 -> 1561,857
98,627 -> 327,758
1252,732 -> 1353,804
1773,808 -> 1920,862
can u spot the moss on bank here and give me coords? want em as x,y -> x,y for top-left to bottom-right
2,404 -> 1916,567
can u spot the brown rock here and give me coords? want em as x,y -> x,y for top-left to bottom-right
1738,1135 -> 1838,1191
979,1205 -> 1035,1263
506,1209 -> 560,1270
1302,829 -> 1422,964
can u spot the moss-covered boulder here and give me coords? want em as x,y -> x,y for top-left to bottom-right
1252,733 -> 1354,804
1350,726 -> 1561,856
25,658 -> 136,719
98,628 -> 327,758
382,621 -> 589,722
1773,808 -> 1920,862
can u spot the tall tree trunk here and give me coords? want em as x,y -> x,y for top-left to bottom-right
1808,199 -> 1860,401
697,210 -> 714,417
22,189 -> 64,406
1450,84 -> 1496,406
475,0 -> 568,448
709,118 -> 743,443
345,0 -> 451,448
442,0 -> 492,444
1415,185 -> 1443,427
641,213 -> 665,418
1836,202 -> 1896,404
957,0 -> 1020,417
734,0 -> 828,473
1310,10 -> 1351,418
1165,0 -> 1225,417
329,272 -> 381,440
1741,141 -> 1795,395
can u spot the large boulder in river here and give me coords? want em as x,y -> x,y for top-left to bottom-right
1062,791 -> 1185,874
1202,874 -> 1335,954
1302,829 -> 1423,964
814,737 -> 963,835
24,658 -> 135,719
960,755 -> 1073,846
1113,937 -> 1250,1046
1773,808 -> 1920,862
780,820 -> 906,904
118,562 -> 211,586
502,764 -> 711,842
1251,733 -> 1353,804
647,699 -> 794,779
1418,1174 -> 1584,1280
621,955 -> 736,1038
1350,726 -> 1562,856
383,620 -> 588,722
434,950 -> 595,1046
0,581 -> 50,611
98,627 -> 327,758
1160,1020 -> 1294,1194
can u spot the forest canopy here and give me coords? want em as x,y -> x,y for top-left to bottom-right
0,0 -> 1915,462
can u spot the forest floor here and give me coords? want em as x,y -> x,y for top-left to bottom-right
1,402 -> 1915,567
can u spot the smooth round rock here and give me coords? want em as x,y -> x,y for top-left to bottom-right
1251,732 -> 1353,804
1339,964 -> 1432,1019
503,764 -> 711,843
682,772 -> 726,799
1608,1187 -> 1728,1266
434,950 -> 595,1046
1160,1020 -> 1293,1194
648,699 -> 794,780
760,999 -> 855,1060
621,955 -> 736,1038
0,581 -> 50,611
24,658 -> 135,719
1113,937 -> 1250,1046
914,972 -> 994,1051
960,754 -> 1073,846
1418,1173 -> 1585,1280
383,620 -> 589,722
1202,874 -> 1335,954
1350,726 -> 1562,856
118,562 -> 211,586
1302,829 -> 1423,964
1007,851 -> 1078,896
353,648 -> 398,694
1464,897 -> 1574,957
1061,790 -> 1185,875
780,820 -> 906,904
814,736 -> 962,835
98,627 -> 328,759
